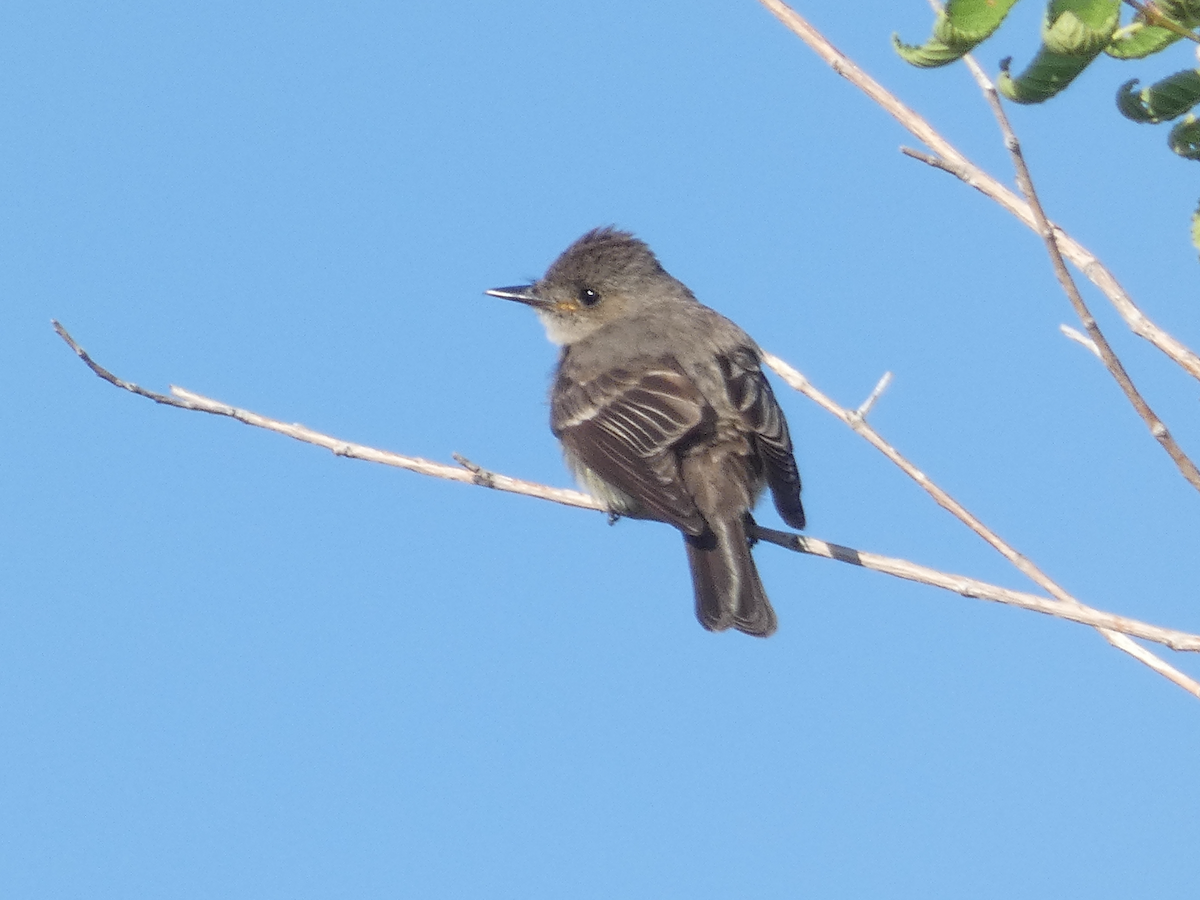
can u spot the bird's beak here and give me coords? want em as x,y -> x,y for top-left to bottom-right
485,284 -> 549,309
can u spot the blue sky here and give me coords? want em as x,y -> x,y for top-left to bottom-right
4,2 -> 1199,897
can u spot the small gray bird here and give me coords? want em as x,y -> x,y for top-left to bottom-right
487,228 -> 805,636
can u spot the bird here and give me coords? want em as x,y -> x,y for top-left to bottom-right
486,227 -> 804,636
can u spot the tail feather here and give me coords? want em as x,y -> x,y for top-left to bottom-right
684,515 -> 777,637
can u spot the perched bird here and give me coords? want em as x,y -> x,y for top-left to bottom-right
487,228 -> 805,636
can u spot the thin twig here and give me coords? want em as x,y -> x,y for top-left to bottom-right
959,55 -> 1200,494
1061,324 -> 1102,358
899,146 -> 958,176
53,321 -> 1200,666
54,320 -> 214,414
52,319 -> 604,510
854,371 -> 893,420
755,0 -> 1200,383
453,453 -> 498,488
762,351 -> 1200,700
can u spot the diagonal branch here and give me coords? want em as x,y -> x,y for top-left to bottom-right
755,527 -> 1200,652
755,0 -> 1200,384
762,352 -> 1200,699
957,55 -> 1200,493
762,353 -> 1075,606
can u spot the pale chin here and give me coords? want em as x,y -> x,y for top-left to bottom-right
536,309 -> 583,346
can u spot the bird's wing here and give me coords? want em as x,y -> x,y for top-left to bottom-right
720,347 -> 806,530
551,360 -> 709,536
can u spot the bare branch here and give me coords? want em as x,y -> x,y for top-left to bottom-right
753,527 -> 1200,654
168,382 -> 606,509
762,352 -> 1076,605
762,351 -> 1200,699
1101,630 -> 1200,698
53,319 -> 604,511
958,55 -> 1200,494
755,0 -> 1200,384
54,321 -> 1200,669
753,1 -> 1200,694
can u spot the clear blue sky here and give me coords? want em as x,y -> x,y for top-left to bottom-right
4,2 -> 1199,897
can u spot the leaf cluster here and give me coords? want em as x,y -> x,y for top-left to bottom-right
895,0 -> 1200,253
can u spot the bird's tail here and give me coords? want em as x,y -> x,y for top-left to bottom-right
684,515 -> 777,637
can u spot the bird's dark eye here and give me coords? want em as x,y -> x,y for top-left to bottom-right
579,287 -> 600,307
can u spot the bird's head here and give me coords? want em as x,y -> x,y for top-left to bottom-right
486,227 -> 691,345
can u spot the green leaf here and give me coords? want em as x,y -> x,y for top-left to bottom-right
893,0 -> 1020,68
998,0 -> 1122,103
1106,24 -> 1183,60
1107,0 -> 1200,59
1159,0 -> 1200,20
1168,114 -> 1200,159
1117,70 -> 1200,123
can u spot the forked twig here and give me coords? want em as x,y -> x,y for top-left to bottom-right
762,354 -> 1074,605
958,55 -> 1200,494
762,352 -> 1200,700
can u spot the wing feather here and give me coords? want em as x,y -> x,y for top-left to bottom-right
551,362 -> 709,535
719,348 -> 806,530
